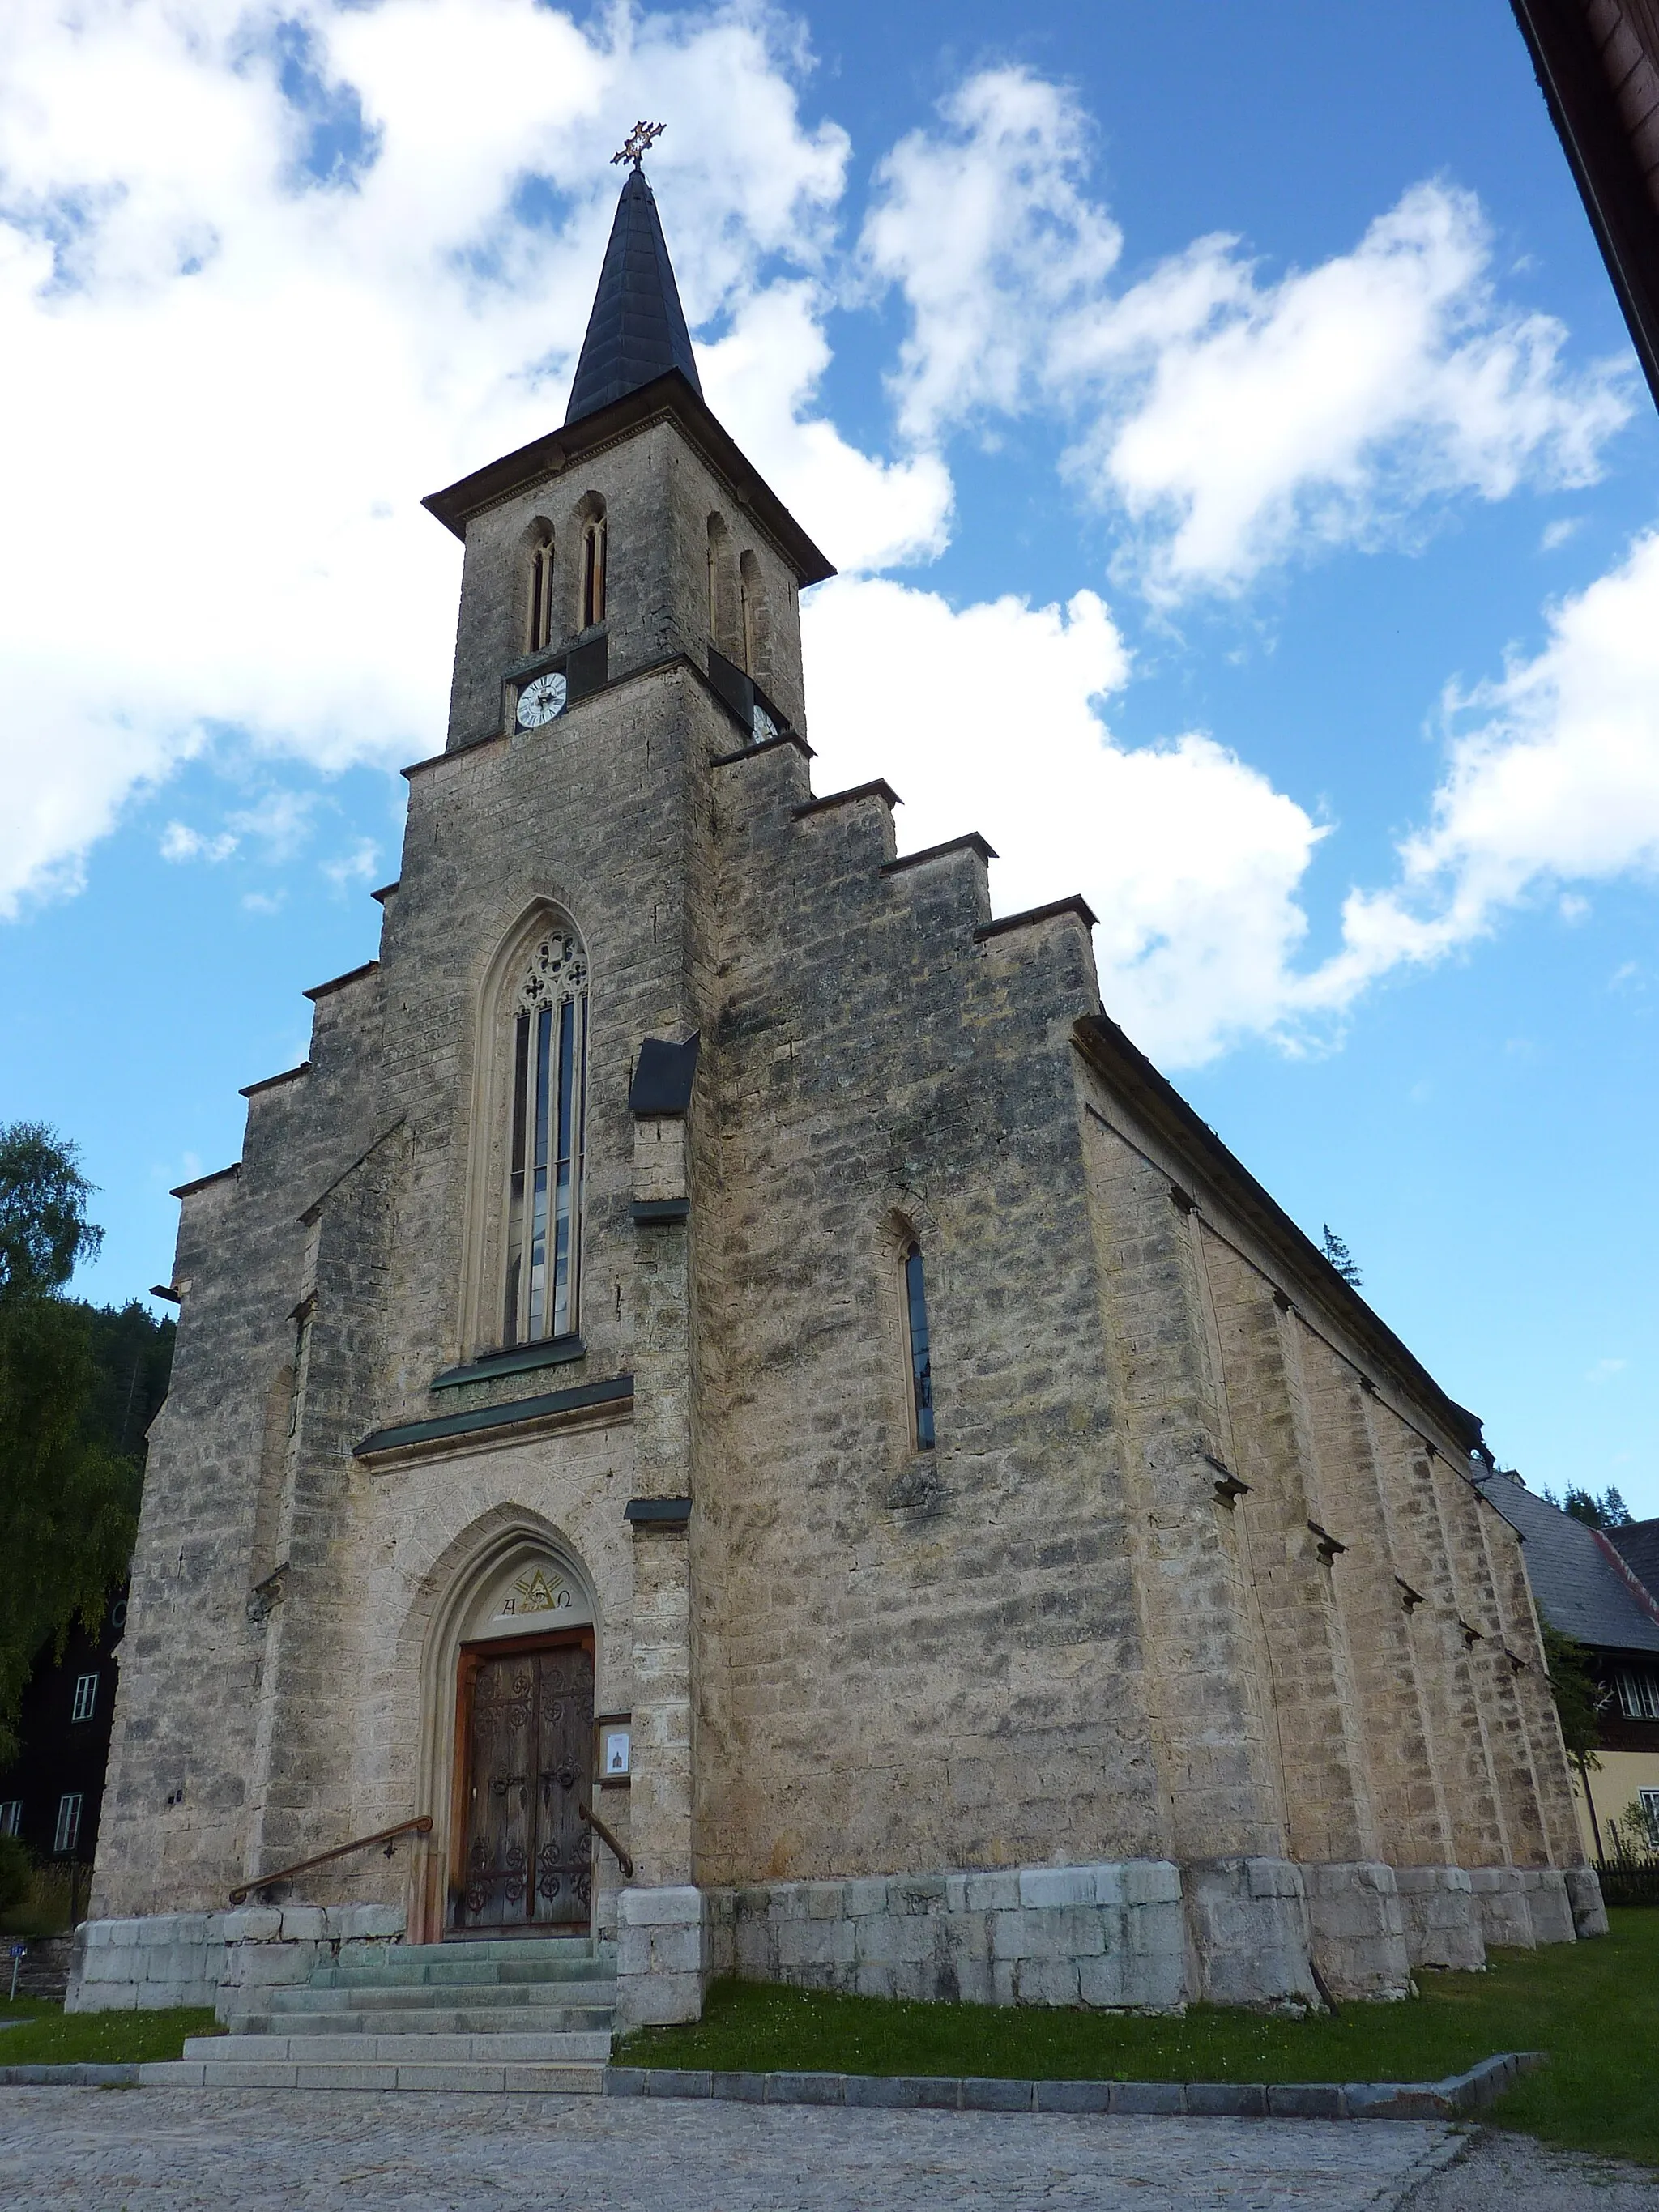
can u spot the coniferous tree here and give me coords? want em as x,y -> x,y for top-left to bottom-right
1321,1224 -> 1363,1287
1559,1484 -> 1636,1530
0,1123 -> 145,1759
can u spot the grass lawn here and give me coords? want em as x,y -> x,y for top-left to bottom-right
0,1997 -> 220,2067
618,1907 -> 1659,2167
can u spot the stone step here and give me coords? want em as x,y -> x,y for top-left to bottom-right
139,2056 -> 606,2094
244,1976 -> 616,2014
379,1939 -> 611,1967
186,2030 -> 612,2064
310,1956 -> 612,1989
222,2001 -> 616,2037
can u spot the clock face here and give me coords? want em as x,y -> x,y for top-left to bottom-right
517,671 -> 567,729
751,701 -> 778,745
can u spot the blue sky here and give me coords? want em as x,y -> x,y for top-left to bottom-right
2,0 -> 1657,1504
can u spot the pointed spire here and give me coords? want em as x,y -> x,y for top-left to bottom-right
565,168 -> 703,427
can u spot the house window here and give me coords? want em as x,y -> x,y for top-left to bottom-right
1640,1788 -> 1659,1846
0,1801 -> 20,1837
902,1240 -> 936,1451
1616,1667 -> 1659,1720
70,1672 -> 98,1723
527,530 -> 556,654
580,514 -> 607,629
502,931 -> 588,1347
53,1793 -> 83,1855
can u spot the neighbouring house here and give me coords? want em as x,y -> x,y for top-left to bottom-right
0,1594 -> 127,1904
1478,1473 -> 1659,1858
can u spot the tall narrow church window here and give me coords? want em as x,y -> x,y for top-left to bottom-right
738,549 -> 768,680
527,531 -> 557,654
903,1240 -> 936,1451
502,932 -> 588,1346
581,515 -> 607,629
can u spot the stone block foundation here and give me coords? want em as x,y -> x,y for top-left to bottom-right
618,1856 -> 1584,2025
1393,1866 -> 1485,1971
64,1904 -> 406,2014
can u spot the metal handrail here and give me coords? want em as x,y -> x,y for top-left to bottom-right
579,1800 -> 634,1880
228,1815 -> 433,1906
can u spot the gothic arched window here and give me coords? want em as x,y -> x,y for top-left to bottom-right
527,528 -> 557,654
501,931 -> 588,1346
902,1239 -> 936,1451
580,512 -> 607,630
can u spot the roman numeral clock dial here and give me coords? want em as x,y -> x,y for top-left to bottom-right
517,671 -> 566,728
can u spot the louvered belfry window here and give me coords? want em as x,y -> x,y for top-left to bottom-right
502,932 -> 588,1346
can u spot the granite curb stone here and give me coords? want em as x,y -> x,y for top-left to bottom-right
602,2050 -> 1542,2119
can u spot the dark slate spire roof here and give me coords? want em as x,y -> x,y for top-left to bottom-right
565,168 -> 702,427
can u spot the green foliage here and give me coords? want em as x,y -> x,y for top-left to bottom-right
1564,1484 -> 1634,1528
623,1912 -> 1659,2166
1610,1797 -> 1659,1858
0,1833 -> 30,1916
1542,1624 -> 1603,1772
1320,1223 -> 1363,1286
0,1123 -> 102,1298
0,1122 -> 153,1762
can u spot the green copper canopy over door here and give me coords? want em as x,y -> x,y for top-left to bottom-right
458,1641 -> 594,1929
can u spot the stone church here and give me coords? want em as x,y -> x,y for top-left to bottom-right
75,161 -> 1601,2035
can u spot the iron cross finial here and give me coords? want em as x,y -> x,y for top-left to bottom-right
612,121 -> 665,171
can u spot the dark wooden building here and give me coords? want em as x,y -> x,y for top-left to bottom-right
0,1597 -> 126,1890
1510,0 -> 1659,406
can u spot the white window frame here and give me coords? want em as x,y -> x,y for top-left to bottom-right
1640,1788 -> 1659,1847
70,1671 -> 98,1723
0,1801 -> 21,1837
53,1792 -> 83,1855
1618,1668 -> 1659,1720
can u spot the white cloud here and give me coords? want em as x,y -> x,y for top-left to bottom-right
803,576 -> 1324,1065
863,69 -> 1121,444
322,836 -> 381,893
160,821 -> 237,863
0,0 -> 881,916
1588,1357 -> 1627,1384
863,74 -> 1631,596
697,282 -> 952,573
1309,531 -> 1659,1004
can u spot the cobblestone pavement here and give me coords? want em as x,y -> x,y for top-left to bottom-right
0,2086 -> 1457,2210
1405,2130 -> 1659,2210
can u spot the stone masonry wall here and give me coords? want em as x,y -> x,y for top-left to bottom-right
66,1903 -> 403,2014
694,746 -> 1168,1886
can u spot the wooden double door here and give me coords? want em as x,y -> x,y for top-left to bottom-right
454,1635 -> 595,1931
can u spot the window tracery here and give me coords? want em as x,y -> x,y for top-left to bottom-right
501,931 -> 588,1346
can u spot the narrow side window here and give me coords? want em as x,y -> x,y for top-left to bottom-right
527,529 -> 556,654
903,1240 -> 936,1451
501,930 -> 588,1346
738,548 -> 770,680
706,513 -> 738,658
581,514 -> 607,629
